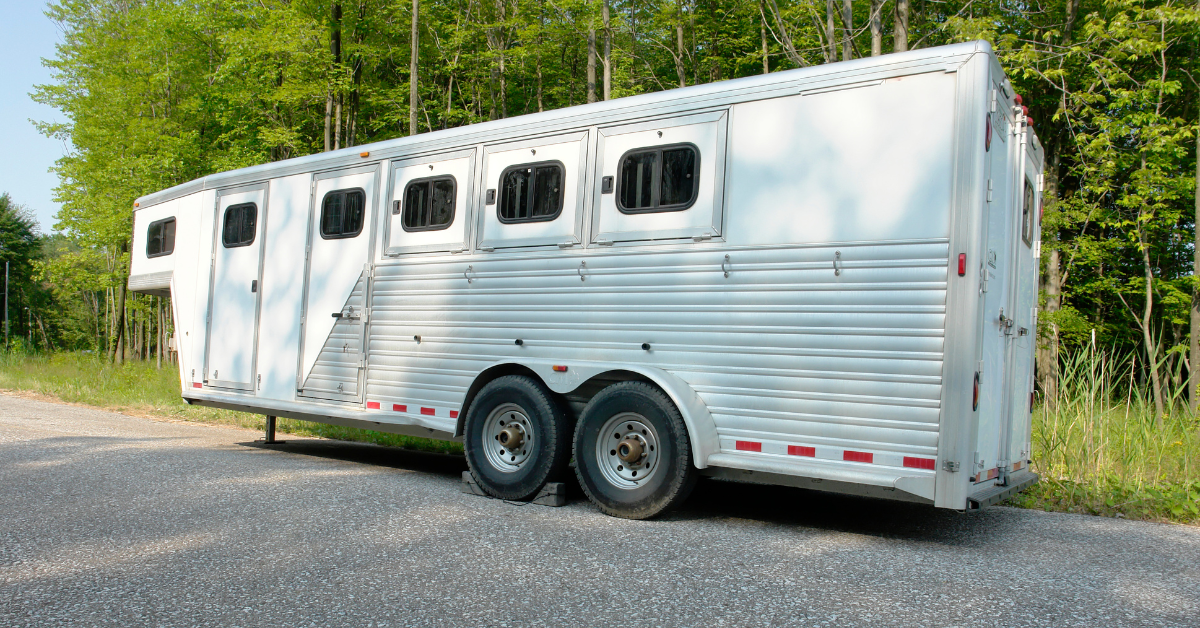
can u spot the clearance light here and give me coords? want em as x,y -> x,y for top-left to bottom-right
360,151 -> 370,158
958,253 -> 967,276
973,373 -> 981,411
552,365 -> 568,372
1014,94 -> 1023,105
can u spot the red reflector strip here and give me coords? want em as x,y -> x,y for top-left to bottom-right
843,450 -> 873,463
450,410 -> 459,419
788,445 -> 816,457
735,441 -> 761,452
552,365 -> 568,372
366,401 -> 380,410
393,404 -> 407,412
420,407 -> 435,416
986,468 -> 999,480
903,456 -> 936,470
192,382 -> 202,388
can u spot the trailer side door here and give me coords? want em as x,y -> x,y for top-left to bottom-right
297,164 -> 380,403
204,184 -> 268,392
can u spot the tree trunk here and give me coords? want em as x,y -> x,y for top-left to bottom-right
825,0 -> 837,63
763,0 -> 806,67
111,248 -> 128,365
675,2 -> 687,88
602,0 -> 611,100
760,0 -> 769,74
329,3 -> 342,150
587,0 -> 597,104
1191,105 -> 1200,410
1141,243 -> 1165,423
893,0 -> 908,52
869,0 -> 881,56
323,94 -> 333,152
841,0 -> 852,61
410,0 -> 419,135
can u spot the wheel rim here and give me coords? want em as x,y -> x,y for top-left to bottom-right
482,403 -> 535,473
594,412 -> 660,489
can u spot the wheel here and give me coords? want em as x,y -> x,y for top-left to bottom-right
463,375 -> 571,500
573,381 -> 697,519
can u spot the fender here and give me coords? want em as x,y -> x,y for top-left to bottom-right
467,359 -> 720,469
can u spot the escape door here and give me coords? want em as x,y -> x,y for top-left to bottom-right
205,184 -> 268,392
297,165 -> 379,403
975,85 -> 1020,485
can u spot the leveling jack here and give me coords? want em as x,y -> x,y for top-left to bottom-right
256,415 -> 286,445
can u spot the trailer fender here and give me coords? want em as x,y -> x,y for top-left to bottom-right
462,360 -> 719,469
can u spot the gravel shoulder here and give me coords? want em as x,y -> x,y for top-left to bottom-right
1,393 -> 1197,627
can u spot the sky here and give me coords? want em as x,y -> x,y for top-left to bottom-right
0,1 -> 64,234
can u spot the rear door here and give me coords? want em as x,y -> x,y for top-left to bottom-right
204,184 -> 267,392
297,164 -> 380,403
974,84 -> 1019,485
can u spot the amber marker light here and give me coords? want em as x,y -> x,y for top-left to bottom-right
360,151 -> 370,158
552,365 -> 568,372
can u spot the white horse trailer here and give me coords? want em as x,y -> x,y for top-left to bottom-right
129,41 -> 1042,519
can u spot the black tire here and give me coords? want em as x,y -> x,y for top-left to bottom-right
463,375 -> 571,501
573,381 -> 697,519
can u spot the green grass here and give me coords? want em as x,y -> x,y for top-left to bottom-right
1006,346 -> 1200,524
0,352 -> 462,455
2,350 -> 1196,524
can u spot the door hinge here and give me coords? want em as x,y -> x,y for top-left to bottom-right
986,178 -> 993,202
594,238 -> 614,246
479,245 -> 495,252
305,245 -> 311,261
693,232 -> 713,242
558,241 -> 577,248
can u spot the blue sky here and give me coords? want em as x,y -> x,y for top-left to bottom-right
0,1 -> 64,233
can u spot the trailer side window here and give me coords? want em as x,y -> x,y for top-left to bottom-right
146,217 -> 176,258
402,176 -> 456,232
498,161 -> 564,224
222,203 -> 257,248
617,143 -> 699,213
1022,179 -> 1037,246
319,188 -> 366,239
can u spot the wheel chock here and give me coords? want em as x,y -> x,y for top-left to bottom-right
459,471 -> 566,507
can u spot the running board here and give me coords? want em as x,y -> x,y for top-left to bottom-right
967,470 -> 1039,509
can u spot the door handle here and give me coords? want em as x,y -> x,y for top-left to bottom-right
332,308 -> 361,320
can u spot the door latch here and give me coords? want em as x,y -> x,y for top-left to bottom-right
332,306 -> 361,320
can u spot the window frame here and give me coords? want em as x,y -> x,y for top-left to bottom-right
221,202 -> 258,248
615,142 -> 701,215
318,187 -> 367,240
400,175 -> 458,233
146,217 -> 176,258
1021,178 -> 1037,247
496,160 -> 567,225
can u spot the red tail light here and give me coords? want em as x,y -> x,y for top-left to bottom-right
972,372 -> 981,411
958,253 -> 966,276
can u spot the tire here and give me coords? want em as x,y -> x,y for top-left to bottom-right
463,375 -> 571,501
573,381 -> 697,519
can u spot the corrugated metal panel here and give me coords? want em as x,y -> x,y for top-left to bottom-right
364,239 -> 946,462
301,273 -> 365,401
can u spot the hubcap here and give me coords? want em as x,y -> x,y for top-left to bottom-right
595,413 -> 660,489
483,403 -> 534,473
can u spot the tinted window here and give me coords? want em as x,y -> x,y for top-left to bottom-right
499,161 -> 564,223
617,143 -> 699,213
402,177 -> 456,232
146,217 -> 176,258
1022,179 -> 1037,246
222,203 -> 257,248
320,188 -> 366,239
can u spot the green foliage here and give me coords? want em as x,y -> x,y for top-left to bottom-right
1010,345 -> 1200,523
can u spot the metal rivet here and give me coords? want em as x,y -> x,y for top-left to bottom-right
642,343 -> 651,351
515,339 -> 524,346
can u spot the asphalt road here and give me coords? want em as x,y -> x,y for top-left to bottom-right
1,394 -> 1197,627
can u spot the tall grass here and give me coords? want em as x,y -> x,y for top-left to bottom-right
1011,344 -> 1200,522
0,352 -> 462,455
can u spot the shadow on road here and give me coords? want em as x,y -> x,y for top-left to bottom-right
240,437 -> 998,544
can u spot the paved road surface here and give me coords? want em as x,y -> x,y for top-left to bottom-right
1,394 -> 1197,627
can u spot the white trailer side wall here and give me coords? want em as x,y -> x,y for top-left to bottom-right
256,173 -> 314,400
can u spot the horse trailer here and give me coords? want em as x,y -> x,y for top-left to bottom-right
129,40 -> 1042,519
